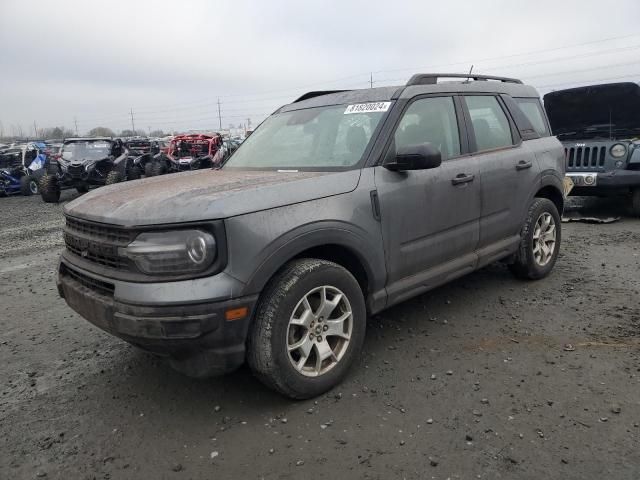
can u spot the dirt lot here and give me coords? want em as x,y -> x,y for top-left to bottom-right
1,191 -> 639,480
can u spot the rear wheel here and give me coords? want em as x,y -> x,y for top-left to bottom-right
631,188 -> 640,217
105,170 -> 123,185
76,184 -> 89,194
20,175 -> 38,195
39,175 -> 61,203
509,198 -> 561,280
128,166 -> 141,180
247,259 -> 366,399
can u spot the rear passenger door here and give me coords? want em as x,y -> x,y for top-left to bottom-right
462,95 -> 539,254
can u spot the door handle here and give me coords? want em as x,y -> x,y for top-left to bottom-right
451,173 -> 475,185
516,160 -> 533,170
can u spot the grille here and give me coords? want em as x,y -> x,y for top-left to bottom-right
565,145 -> 606,170
67,165 -> 85,177
64,217 -> 134,271
61,264 -> 115,297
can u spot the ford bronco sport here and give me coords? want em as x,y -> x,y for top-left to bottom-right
544,82 -> 640,216
57,73 -> 565,398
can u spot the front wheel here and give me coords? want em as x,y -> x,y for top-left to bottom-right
105,170 -> 123,185
39,175 -> 60,203
509,198 -> 561,280
631,188 -> 640,217
247,259 -> 366,399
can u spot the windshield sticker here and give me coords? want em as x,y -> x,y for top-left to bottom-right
344,102 -> 391,114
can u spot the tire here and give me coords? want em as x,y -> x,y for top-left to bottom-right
128,166 -> 141,181
105,170 -> 123,185
247,259 -> 366,399
631,188 -> 640,217
76,184 -> 89,194
151,161 -> 166,176
39,175 -> 61,203
509,198 -> 561,280
144,162 -> 155,177
20,175 -> 38,196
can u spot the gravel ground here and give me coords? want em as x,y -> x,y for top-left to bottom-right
1,192 -> 639,479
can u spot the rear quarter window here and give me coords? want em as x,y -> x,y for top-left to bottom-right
515,98 -> 550,137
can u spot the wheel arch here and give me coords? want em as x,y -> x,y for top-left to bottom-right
243,226 -> 386,314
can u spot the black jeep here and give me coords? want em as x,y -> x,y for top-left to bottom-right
544,82 -> 640,215
39,137 -> 133,203
124,137 -> 160,178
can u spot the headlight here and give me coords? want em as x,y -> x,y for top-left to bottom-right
121,229 -> 216,275
610,144 -> 627,158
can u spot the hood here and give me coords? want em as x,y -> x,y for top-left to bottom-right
544,82 -> 640,137
63,168 -> 360,226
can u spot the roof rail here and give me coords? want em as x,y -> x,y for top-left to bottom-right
293,90 -> 351,103
406,73 -> 523,86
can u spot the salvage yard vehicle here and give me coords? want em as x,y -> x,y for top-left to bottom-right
0,142 -> 47,196
544,82 -> 640,216
39,137 -> 133,202
124,137 -> 159,178
147,133 -> 223,175
57,73 -> 565,398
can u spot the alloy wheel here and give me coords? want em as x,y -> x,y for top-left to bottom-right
533,212 -> 556,266
287,285 -> 353,377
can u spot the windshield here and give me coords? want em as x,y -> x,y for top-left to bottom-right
61,141 -> 111,161
224,103 -> 390,169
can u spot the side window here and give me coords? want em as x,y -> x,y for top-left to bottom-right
515,98 -> 549,137
465,96 -> 514,151
394,96 -> 460,160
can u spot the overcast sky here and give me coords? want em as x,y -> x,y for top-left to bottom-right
1,0 -> 639,136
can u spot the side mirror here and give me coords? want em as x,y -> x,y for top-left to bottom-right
385,143 -> 442,171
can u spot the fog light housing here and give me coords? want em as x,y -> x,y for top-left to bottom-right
584,175 -> 595,185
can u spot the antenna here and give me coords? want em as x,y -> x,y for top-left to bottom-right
467,65 -> 474,82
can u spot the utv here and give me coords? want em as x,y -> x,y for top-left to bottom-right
544,82 -> 640,216
124,137 -> 160,178
0,142 -> 50,196
147,133 -> 223,176
39,137 -> 133,203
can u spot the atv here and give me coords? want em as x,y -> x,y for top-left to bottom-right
39,137 -> 134,203
146,133 -> 223,176
124,137 -> 160,178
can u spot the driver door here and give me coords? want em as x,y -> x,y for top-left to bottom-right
374,95 -> 481,305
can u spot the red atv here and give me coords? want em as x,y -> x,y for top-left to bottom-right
147,134 -> 224,176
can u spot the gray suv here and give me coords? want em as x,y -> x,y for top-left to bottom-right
58,73 -> 565,398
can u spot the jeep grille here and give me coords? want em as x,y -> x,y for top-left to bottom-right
565,145 -> 606,170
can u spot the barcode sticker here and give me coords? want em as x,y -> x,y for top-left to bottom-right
344,102 -> 391,114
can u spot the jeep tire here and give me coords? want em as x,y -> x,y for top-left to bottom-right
247,259 -> 366,399
631,188 -> 640,217
128,166 -> 141,181
144,162 -> 155,177
76,184 -> 89,194
39,175 -> 61,203
105,170 -> 123,185
20,175 -> 38,196
151,161 -> 166,176
509,198 -> 561,280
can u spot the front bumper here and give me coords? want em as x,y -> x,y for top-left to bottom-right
567,170 -> 640,195
57,259 -> 258,377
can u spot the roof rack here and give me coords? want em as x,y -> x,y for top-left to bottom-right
406,73 -> 523,86
293,90 -> 351,103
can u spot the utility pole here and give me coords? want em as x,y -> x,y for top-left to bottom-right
74,117 -> 79,136
217,98 -> 222,131
370,72 -> 373,88
130,108 -> 136,135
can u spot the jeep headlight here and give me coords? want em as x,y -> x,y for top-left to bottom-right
610,144 -> 627,158
121,230 -> 216,275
